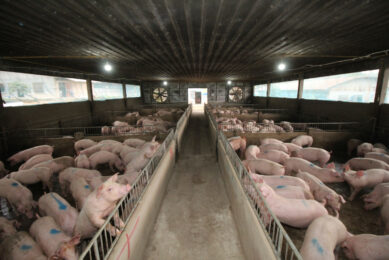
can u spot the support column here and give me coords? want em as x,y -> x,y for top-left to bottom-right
266,81 -> 270,108
86,78 -> 94,122
297,74 -> 304,116
372,59 -> 386,140
122,82 -> 127,109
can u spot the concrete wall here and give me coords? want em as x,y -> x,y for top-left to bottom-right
142,81 -> 253,104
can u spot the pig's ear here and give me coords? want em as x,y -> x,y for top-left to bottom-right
96,185 -> 104,198
151,136 -> 156,142
340,195 -> 346,204
69,234 -> 81,246
108,173 -> 118,183
327,162 -> 335,169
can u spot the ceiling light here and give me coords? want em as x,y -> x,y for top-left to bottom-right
227,80 -> 232,85
163,81 -> 168,86
278,63 -> 286,71
104,62 -> 112,72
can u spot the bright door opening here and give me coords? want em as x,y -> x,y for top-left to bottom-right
188,88 -> 207,112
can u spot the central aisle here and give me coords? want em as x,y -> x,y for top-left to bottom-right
143,107 -> 246,260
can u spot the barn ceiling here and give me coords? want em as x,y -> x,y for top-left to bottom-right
1,0 -> 389,82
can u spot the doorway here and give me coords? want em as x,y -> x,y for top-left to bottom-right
188,88 -> 207,112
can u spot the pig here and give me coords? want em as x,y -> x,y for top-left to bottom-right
343,168 -> 389,201
280,121 -> 294,132
117,171 -> 140,186
300,215 -> 349,260
74,139 -> 97,154
228,136 -> 247,158
291,135 -> 313,147
255,181 -> 328,228
381,195 -> 389,234
372,148 -> 389,154
74,154 -> 90,169
99,139 -> 122,146
260,138 -> 283,145
259,143 -> 288,154
119,146 -> 139,159
341,234 -> 389,260
0,231 -> 47,260
296,171 -> 346,217
365,152 -> 389,164
38,192 -> 79,236
123,150 -> 141,165
0,217 -> 17,240
7,145 -> 54,166
257,150 -> 290,164
123,138 -> 146,148
32,156 -> 74,174
79,144 -> 103,157
347,139 -> 363,157
0,178 -> 36,218
344,157 -> 389,171
0,161 -> 9,177
8,167 -> 53,187
126,139 -> 160,172
89,151 -> 125,172
242,159 -> 285,175
69,177 -> 92,209
284,142 -> 302,155
245,145 -> 260,160
362,183 -> 389,210
59,167 -> 101,195
284,158 -> 343,183
294,147 -> 331,167
357,142 -> 373,156
374,143 -> 387,150
18,154 -> 53,170
73,174 -> 131,238
101,126 -> 111,135
29,216 -> 80,260
125,111 -> 139,117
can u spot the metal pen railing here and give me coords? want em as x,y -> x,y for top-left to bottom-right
218,131 -> 302,260
79,129 -> 175,260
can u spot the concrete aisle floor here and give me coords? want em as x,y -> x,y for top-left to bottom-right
143,106 -> 246,260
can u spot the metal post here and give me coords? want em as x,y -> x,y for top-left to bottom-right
122,82 -> 127,109
266,81 -> 271,108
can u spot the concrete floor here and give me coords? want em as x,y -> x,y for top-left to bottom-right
143,107 -> 246,260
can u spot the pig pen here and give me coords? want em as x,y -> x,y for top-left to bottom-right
206,106 -> 383,259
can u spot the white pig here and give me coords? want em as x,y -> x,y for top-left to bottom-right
30,216 -> 80,260
260,138 -> 283,145
73,174 -> 131,238
89,151 -> 125,172
69,177 -> 92,209
362,183 -> 389,210
257,150 -> 290,164
0,231 -> 47,260
357,142 -> 373,156
245,145 -> 260,160
7,145 -> 54,166
344,157 -> 389,171
8,167 -> 52,187
291,135 -> 313,147
259,143 -> 288,154
32,156 -> 74,174
243,159 -> 285,175
300,215 -> 349,260
365,152 -> 389,164
18,154 -> 53,170
74,139 -> 97,154
38,192 -> 79,236
123,138 -> 146,148
294,147 -> 331,167
59,167 -> 101,196
75,154 -> 90,169
284,142 -> 302,155
341,234 -> 389,260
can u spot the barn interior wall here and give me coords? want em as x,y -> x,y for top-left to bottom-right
141,81 -> 253,104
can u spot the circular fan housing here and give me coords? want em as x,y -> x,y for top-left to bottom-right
153,87 -> 168,103
229,87 -> 243,102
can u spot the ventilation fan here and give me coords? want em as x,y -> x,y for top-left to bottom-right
229,87 -> 243,102
153,87 -> 168,103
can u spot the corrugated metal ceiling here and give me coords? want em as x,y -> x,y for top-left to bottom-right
1,0 -> 389,81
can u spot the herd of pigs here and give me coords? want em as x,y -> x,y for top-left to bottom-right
229,135 -> 389,259
211,107 -> 295,133
101,108 -> 183,135
0,136 -> 161,259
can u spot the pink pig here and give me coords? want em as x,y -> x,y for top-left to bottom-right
30,216 -> 80,260
255,181 -> 328,228
344,157 -> 389,171
300,215 -> 350,260
245,145 -> 260,160
365,152 -> 389,164
32,156 -> 75,174
73,174 -> 131,238
243,159 -> 285,175
0,231 -> 47,260
89,151 -> 124,172
297,171 -> 346,217
283,142 -> 302,155
38,192 -> 79,236
294,147 -> 331,167
59,167 -> 101,196
9,167 -> 53,186
362,183 -> 389,210
74,139 -> 97,154
0,178 -> 36,218
284,158 -> 343,183
343,167 -> 389,201
123,138 -> 146,148
291,135 -> 313,147
75,154 -> 90,169
126,139 -> 160,172
69,177 -> 93,209
228,136 -> 247,158
18,154 -> 53,170
7,145 -> 54,166
356,142 -> 373,156
257,150 -> 290,164
260,138 -> 283,145
341,234 -> 389,260
259,143 -> 288,154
